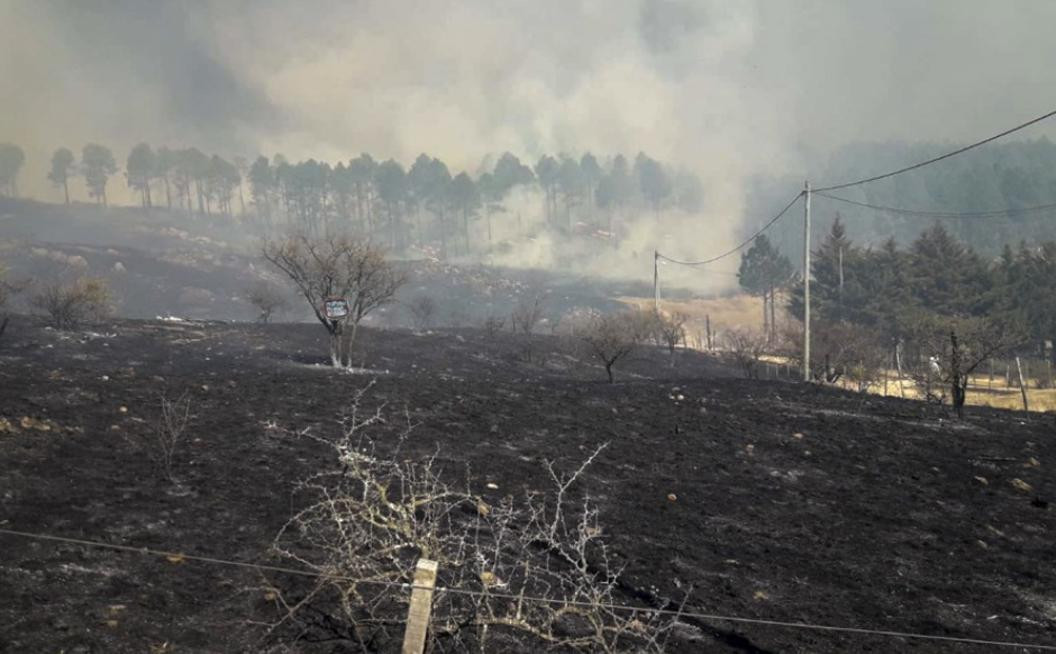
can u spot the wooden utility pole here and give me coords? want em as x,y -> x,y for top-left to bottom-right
402,558 -> 438,654
803,181 -> 812,381
705,314 -> 712,350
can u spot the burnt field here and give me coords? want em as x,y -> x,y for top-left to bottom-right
0,317 -> 1053,653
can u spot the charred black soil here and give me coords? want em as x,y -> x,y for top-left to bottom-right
0,317 -> 1053,653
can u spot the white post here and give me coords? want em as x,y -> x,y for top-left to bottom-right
402,559 -> 438,654
803,181 -> 812,382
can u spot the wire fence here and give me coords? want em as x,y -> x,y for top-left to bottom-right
1,526 -> 1054,651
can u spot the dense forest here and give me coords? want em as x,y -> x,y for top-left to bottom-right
0,141 -> 705,260
739,217 -> 1056,412
749,138 -> 1056,259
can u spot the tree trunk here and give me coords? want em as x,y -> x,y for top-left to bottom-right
63,179 -> 69,205
605,362 -> 614,383
463,209 -> 470,254
950,330 -> 965,417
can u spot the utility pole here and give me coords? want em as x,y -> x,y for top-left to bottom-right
653,249 -> 660,312
803,181 -> 812,382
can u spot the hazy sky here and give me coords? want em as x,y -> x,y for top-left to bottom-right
3,0 -> 1056,202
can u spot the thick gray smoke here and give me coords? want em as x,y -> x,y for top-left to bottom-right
3,0 -> 1056,287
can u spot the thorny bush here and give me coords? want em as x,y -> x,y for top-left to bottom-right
257,383 -> 684,652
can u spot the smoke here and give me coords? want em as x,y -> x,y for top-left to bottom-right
3,0 -> 1056,289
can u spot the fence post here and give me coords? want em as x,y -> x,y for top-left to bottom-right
402,558 -> 438,654
1015,357 -> 1030,412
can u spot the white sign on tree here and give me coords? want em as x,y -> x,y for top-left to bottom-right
323,298 -> 349,320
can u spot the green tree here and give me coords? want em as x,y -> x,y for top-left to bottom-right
738,234 -> 794,343
81,143 -> 117,206
0,143 -> 26,197
449,172 -> 480,254
48,147 -> 75,204
374,159 -> 408,250
348,153 -> 378,232
634,152 -> 671,221
907,222 -> 992,317
579,152 -> 603,223
155,146 -> 177,209
492,152 -> 534,193
534,155 -> 559,226
557,155 -> 584,229
126,142 -> 156,208
249,155 -> 275,225
596,154 -> 631,237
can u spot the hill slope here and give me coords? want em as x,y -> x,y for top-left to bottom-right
0,318 -> 1052,653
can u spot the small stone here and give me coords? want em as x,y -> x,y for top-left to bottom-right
667,493 -> 678,502
1011,478 -> 1033,493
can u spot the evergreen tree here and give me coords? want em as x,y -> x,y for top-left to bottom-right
738,234 -> 794,343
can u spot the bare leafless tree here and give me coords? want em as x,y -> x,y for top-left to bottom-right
577,310 -> 649,383
905,313 -> 1025,417
781,320 -> 882,385
30,275 -> 113,330
245,281 -> 290,323
654,311 -> 687,361
262,234 -> 404,368
724,327 -> 767,379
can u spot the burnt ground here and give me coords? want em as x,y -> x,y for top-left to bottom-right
0,316 -> 1053,653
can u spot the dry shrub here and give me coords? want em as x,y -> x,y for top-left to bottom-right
151,392 -> 192,486
260,387 -> 684,652
510,295 -> 545,363
780,320 -> 887,385
654,311 -> 688,357
481,314 -> 505,338
31,276 -> 113,329
246,281 -> 290,323
406,294 -> 437,331
510,294 -> 544,335
724,327 -> 767,379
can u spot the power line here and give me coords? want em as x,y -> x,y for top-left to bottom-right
816,191 -> 1056,219
2,527 -> 1055,651
814,107 -> 1056,193
657,190 -> 803,266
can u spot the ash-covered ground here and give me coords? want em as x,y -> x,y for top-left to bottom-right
0,317 -> 1052,653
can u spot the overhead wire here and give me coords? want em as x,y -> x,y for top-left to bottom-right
2,526 -> 1055,651
655,106 -> 1056,272
814,107 -> 1056,192
656,190 -> 803,267
815,191 -> 1056,219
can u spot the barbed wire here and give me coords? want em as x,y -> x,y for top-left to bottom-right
1,526 -> 1054,651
